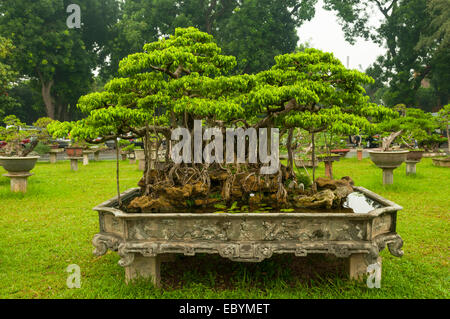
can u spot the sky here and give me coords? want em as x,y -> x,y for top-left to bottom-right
297,0 -> 386,71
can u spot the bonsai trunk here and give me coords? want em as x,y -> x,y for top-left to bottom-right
382,131 -> 403,151
311,132 -> 316,191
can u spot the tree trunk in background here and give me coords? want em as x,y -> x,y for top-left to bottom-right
447,124 -> 449,154
41,80 -> 55,119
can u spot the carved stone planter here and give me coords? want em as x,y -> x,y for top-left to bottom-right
92,187 -> 404,287
432,157 -> 450,167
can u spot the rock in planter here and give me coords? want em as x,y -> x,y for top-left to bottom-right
92,186 -> 404,287
368,150 -> 409,185
0,156 -> 39,193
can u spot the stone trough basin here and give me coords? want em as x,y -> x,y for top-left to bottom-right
92,187 -> 404,287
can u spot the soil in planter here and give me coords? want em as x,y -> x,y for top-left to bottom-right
125,163 -> 358,214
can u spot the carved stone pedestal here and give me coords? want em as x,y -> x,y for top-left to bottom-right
3,172 -> 33,193
49,149 -> 64,164
405,160 -> 419,175
82,151 -> 94,165
382,168 -> 394,185
68,157 -> 82,171
324,161 -> 333,179
94,151 -> 101,161
124,255 -> 161,286
348,254 -> 382,280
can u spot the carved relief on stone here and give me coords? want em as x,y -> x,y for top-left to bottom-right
92,233 -> 122,256
128,219 -> 232,241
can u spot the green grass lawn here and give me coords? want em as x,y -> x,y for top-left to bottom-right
0,158 -> 448,299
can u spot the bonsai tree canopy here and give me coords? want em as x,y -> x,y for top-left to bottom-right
49,27 -> 397,212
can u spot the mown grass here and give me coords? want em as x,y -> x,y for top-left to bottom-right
0,157 -> 448,299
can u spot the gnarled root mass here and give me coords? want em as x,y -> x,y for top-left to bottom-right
127,163 -> 354,213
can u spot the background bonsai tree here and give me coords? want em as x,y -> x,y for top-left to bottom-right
0,115 -> 54,157
377,105 -> 442,151
243,48 -> 396,184
49,28 -> 395,212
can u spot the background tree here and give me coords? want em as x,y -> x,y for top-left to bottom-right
0,36 -> 19,117
324,0 -> 449,110
102,0 -> 318,77
436,104 -> 450,153
0,0 -> 120,120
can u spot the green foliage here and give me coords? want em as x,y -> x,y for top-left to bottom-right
247,48 -> 396,135
0,36 -> 19,117
49,27 -> 251,142
0,115 -> 55,156
325,0 -> 449,109
0,0 -> 120,119
376,106 -> 442,149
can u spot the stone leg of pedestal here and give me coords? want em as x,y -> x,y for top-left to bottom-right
348,254 -> 382,282
70,158 -> 79,171
125,255 -> 161,287
406,160 -> 419,175
83,154 -> 89,165
94,152 -> 100,161
382,168 -> 394,185
138,160 -> 145,171
3,172 -> 33,193
50,153 -> 57,164
324,161 -> 333,179
357,150 -> 363,161
129,158 -> 136,165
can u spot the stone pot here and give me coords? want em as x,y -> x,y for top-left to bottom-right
368,150 -> 409,185
406,150 -> 424,161
92,187 -> 404,287
0,156 -> 40,172
318,155 -> 341,162
432,157 -> 450,167
66,147 -> 84,157
368,150 -> 409,168
330,149 -> 350,157
294,158 -> 318,168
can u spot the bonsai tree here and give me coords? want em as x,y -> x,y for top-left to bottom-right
0,115 -> 54,157
49,28 -> 395,212
243,48 -> 396,184
377,106 -> 442,151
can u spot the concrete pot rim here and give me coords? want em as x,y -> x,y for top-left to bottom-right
368,150 -> 409,154
0,156 -> 40,160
